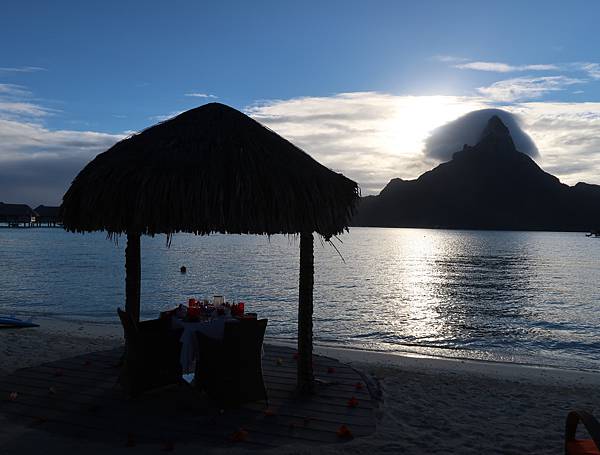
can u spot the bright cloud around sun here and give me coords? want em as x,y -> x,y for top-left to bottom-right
246,93 -> 488,194
247,93 -> 600,194
2,56 -> 600,205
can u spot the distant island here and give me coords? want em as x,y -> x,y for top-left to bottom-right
352,116 -> 600,232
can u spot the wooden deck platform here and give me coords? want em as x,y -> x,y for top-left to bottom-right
0,344 -> 378,451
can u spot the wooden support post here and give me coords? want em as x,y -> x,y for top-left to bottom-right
297,232 -> 315,394
125,231 -> 141,323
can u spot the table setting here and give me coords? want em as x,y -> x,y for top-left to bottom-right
160,296 -> 258,374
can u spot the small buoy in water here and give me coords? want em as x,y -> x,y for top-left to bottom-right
180,266 -> 187,274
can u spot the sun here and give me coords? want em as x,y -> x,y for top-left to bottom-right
381,96 -> 486,157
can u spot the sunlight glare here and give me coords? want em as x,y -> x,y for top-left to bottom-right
381,96 -> 485,156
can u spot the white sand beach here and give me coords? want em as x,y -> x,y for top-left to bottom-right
2,319 -> 600,454
0,318 -> 122,377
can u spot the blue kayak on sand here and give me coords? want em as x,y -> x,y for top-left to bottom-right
0,316 -> 39,328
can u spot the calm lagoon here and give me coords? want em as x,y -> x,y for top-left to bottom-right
1,227 -> 599,370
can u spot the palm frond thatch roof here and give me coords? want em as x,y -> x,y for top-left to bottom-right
34,205 -> 60,217
61,103 -> 359,239
0,202 -> 35,217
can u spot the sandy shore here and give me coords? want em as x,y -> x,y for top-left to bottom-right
2,319 -> 600,454
0,318 -> 122,377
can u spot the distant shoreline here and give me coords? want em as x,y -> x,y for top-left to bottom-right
350,224 -> 596,234
0,225 -> 63,229
0,223 -> 596,234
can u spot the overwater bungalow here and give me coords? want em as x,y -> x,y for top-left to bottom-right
33,205 -> 62,227
0,202 -> 35,227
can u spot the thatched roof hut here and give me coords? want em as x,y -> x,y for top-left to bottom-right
62,103 -> 357,239
61,102 -> 359,393
34,205 -> 60,217
34,205 -> 61,224
0,202 -> 35,223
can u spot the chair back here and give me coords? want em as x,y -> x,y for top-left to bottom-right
226,318 -> 267,362
117,307 -> 183,397
196,318 -> 268,406
117,308 -> 139,342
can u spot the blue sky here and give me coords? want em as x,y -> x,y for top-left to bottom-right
2,0 -> 600,205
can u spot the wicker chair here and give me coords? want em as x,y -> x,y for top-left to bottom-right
195,318 -> 268,407
117,308 -> 183,397
565,411 -> 600,455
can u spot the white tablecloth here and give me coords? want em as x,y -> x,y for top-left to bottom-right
172,316 -> 238,374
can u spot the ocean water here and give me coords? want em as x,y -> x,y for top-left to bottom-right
1,227 -> 599,370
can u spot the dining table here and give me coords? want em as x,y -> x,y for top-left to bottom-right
168,311 -> 240,374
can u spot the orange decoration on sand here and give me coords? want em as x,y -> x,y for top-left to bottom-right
347,396 -> 359,408
264,408 -> 276,417
231,429 -> 248,442
337,425 -> 353,439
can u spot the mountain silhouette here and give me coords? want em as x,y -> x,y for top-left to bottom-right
352,116 -> 600,231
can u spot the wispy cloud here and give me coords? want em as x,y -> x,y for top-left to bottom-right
0,102 -> 52,118
0,82 -> 54,119
443,57 -> 600,82
432,55 -> 469,63
0,66 -> 46,73
574,62 -> 600,79
477,76 -> 584,102
453,60 -> 600,80
0,83 -> 55,120
0,83 -> 30,97
149,110 -> 185,122
184,92 -> 217,98
455,61 -> 558,72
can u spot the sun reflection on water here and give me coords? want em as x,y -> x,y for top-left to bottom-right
2,227 -> 600,369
